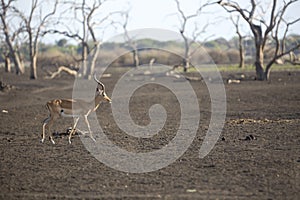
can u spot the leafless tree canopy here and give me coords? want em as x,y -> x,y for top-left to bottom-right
14,0 -> 58,79
219,0 -> 300,80
174,0 -> 213,72
48,0 -> 121,79
0,0 -> 25,75
121,11 -> 140,68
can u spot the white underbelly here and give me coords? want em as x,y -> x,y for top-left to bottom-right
60,109 -> 81,118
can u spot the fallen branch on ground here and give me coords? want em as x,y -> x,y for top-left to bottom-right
44,66 -> 77,79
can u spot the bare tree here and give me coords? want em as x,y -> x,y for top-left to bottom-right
121,11 -> 139,68
49,0 -> 117,79
230,15 -> 245,68
13,0 -> 58,79
174,0 -> 212,72
85,1 -> 103,79
0,0 -> 24,75
270,10 -> 300,66
219,0 -> 300,80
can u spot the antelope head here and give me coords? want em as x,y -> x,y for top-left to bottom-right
94,74 -> 111,104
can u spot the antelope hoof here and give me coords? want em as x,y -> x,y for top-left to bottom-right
49,137 -> 55,144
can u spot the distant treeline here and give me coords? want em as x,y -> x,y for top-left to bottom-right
1,34 -> 299,68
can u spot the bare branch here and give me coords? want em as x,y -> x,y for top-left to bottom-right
218,0 -> 250,22
174,0 -> 214,72
121,10 -> 140,67
46,29 -> 83,41
219,0 -> 300,80
249,0 -> 257,21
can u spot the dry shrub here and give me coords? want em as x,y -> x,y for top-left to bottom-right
191,50 -> 213,65
109,51 -> 133,67
98,47 -> 129,67
227,49 -> 240,64
139,49 -> 182,66
208,49 -> 229,64
99,47 -> 184,67
37,49 -> 77,70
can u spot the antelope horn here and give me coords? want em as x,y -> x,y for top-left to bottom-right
93,73 -> 105,91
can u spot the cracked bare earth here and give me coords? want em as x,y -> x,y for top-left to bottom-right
0,68 -> 299,199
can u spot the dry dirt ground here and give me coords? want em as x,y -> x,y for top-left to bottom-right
0,67 -> 299,199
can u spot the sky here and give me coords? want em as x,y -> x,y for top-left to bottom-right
15,0 -> 300,44
116,0 -> 300,40
115,0 -> 231,40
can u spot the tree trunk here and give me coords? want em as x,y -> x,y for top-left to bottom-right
254,43 -> 265,80
238,35 -> 245,68
29,33 -> 38,79
255,61 -> 265,80
183,40 -> 190,72
1,15 -> 24,75
264,57 -> 277,81
183,58 -> 189,72
6,43 -> 24,75
82,43 -> 88,78
252,24 -> 266,80
30,55 -> 38,79
86,42 -> 101,79
265,66 -> 271,81
133,49 -> 139,68
12,50 -> 24,75
4,53 -> 11,73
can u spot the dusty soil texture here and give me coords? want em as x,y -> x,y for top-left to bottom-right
0,68 -> 299,199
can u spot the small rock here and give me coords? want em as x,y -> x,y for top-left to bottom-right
186,189 -> 197,193
2,110 -> 8,113
245,134 -> 256,141
227,79 -> 241,84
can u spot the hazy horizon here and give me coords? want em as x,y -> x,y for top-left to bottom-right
14,0 -> 300,44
